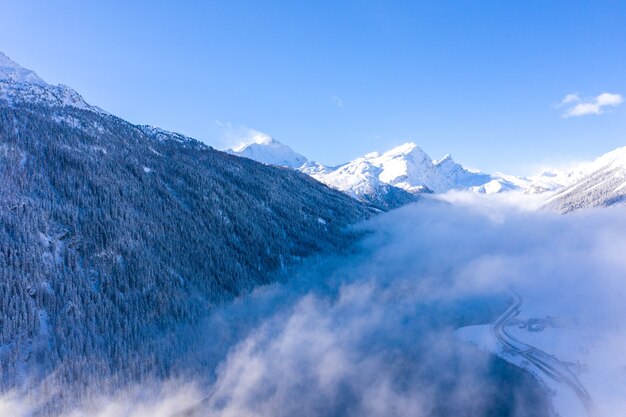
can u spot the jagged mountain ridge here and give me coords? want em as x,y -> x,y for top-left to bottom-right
229,137 -> 507,208
327,142 -> 493,194
228,136 -> 626,212
0,52 -> 374,411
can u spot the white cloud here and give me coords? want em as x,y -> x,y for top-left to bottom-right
214,120 -> 272,150
12,196 -> 626,416
332,95 -> 344,108
558,92 -> 623,117
560,93 -> 580,104
187,198 -> 626,416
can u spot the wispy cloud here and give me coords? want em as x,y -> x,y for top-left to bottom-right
558,92 -> 623,118
331,95 -> 344,108
214,120 -> 272,150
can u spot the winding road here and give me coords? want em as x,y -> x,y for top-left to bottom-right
492,294 -> 597,417
173,292 -> 599,417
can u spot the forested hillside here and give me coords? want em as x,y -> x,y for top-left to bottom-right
0,101 -> 373,407
544,146 -> 626,213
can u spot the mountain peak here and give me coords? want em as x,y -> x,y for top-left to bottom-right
433,154 -> 454,166
227,136 -> 309,169
0,52 -> 46,85
226,136 -> 515,204
0,51 -> 101,112
384,142 -> 421,157
231,133 -> 276,151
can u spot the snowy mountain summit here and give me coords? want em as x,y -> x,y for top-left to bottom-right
313,143 -> 508,208
228,138 -> 507,208
363,142 -> 443,193
0,51 -> 100,112
226,132 -> 626,212
0,52 -> 46,85
227,136 -> 331,175
227,135 -> 309,169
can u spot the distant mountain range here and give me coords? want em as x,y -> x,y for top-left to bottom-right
227,137 -> 626,212
228,138 -> 504,208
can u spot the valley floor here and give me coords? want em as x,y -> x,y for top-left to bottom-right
456,291 -> 626,417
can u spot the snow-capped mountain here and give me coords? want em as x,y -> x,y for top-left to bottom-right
351,143 -> 446,193
227,136 -> 332,175
0,51 -> 103,112
228,138 -> 504,208
433,154 -> 492,189
467,178 -> 516,194
229,135 -> 626,205
305,150 -> 417,209
315,143 -> 516,207
226,133 -> 626,212
227,135 -> 309,169
544,146 -> 626,212
0,51 -> 45,84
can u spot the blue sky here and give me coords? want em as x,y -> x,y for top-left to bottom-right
1,0 -> 625,174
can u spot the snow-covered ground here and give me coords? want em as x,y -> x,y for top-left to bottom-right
456,293 -> 626,417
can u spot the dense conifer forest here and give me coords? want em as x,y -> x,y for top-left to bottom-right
0,101 -> 373,401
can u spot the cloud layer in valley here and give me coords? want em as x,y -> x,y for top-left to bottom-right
5,194 -> 626,417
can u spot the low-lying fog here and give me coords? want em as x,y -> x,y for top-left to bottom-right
5,192 -> 626,417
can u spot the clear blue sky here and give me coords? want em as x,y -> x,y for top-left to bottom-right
1,0 -> 625,174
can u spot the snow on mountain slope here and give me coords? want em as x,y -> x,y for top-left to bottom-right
369,143 -> 445,192
224,134 -> 626,210
433,154 -> 491,188
314,143 -> 499,197
518,169 -> 590,194
299,160 -> 333,175
309,152 -> 420,209
0,51 -> 102,112
467,161 -> 615,197
470,178 -> 519,194
0,52 -> 46,85
544,146 -> 626,212
227,135 -> 311,169
226,138 -> 509,207
308,144 -> 437,202
511,151 -> 626,196
312,152 -> 387,198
